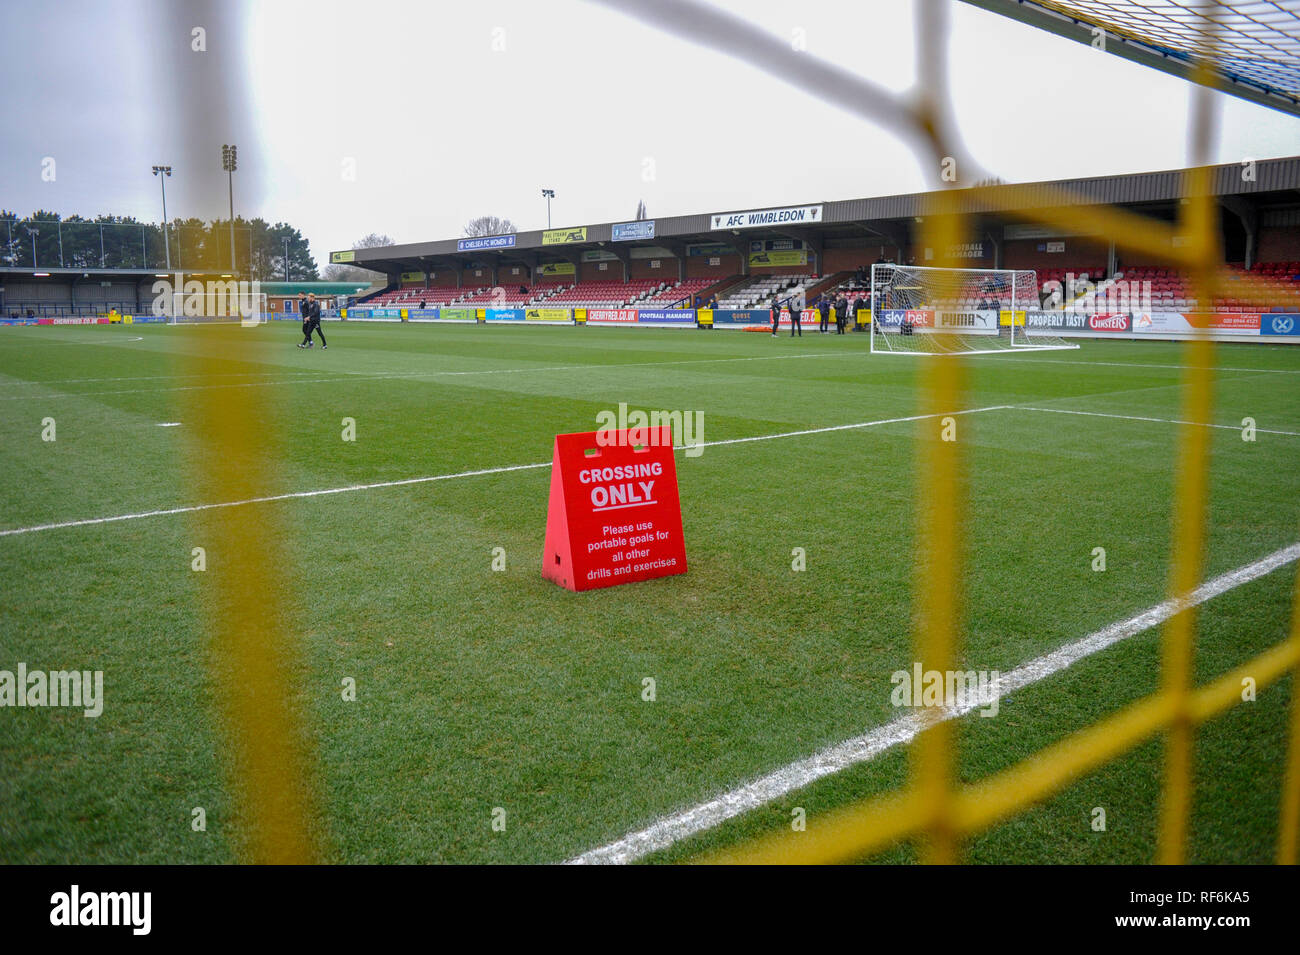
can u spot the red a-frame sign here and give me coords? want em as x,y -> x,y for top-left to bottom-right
542,427 -> 688,592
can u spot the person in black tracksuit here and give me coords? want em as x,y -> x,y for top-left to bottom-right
771,299 -> 780,337
301,293 -> 326,348
835,295 -> 848,334
818,296 -> 830,333
298,293 -> 311,346
789,299 -> 802,337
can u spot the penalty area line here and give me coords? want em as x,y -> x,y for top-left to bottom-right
0,406 -> 1002,538
0,462 -> 553,538
970,354 -> 1300,375
1017,405 -> 1300,437
0,351 -> 850,403
566,541 -> 1300,864
681,404 -> 1008,450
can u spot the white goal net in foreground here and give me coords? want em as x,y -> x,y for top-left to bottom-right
869,264 -> 1077,355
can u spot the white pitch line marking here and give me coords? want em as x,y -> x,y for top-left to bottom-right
566,541 -> 1300,865
156,422 -> 181,428
0,370 -> 326,388
0,334 -> 148,345
1017,405 -> 1300,437
0,372 -> 401,402
970,354 -> 1300,375
0,351 -> 845,403
0,406 -> 1000,538
682,404 -> 1008,450
0,461 -> 554,538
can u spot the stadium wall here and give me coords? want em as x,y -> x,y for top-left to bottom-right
4,301 -> 1297,343
628,257 -> 674,280
921,243 -> 995,268
313,305 -> 1300,344
1259,225 -> 1300,262
684,253 -> 741,278
823,247 -> 872,273
1004,236 -> 1111,270
1,278 -> 152,315
582,260 -> 624,282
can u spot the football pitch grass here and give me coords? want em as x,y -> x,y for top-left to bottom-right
1,321 -> 1298,864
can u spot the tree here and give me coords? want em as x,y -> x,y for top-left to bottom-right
353,233 -> 394,249
321,233 -> 393,282
0,210 -> 20,267
172,217 -> 217,271
248,221 -> 317,283
463,216 -> 517,237
13,210 -> 64,268
94,214 -> 153,269
0,209 -> 319,276
59,215 -> 98,270
635,199 -> 647,221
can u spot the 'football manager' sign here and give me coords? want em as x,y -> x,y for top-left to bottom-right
542,427 -> 687,592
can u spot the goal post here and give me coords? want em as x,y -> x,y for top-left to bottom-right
163,289 -> 268,325
868,263 -> 1078,355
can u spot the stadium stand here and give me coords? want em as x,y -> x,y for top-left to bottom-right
1037,265 -> 1108,288
1127,264 -> 1300,311
7,261 -> 1300,319
359,278 -> 723,309
457,285 -> 550,305
365,287 -> 469,307
540,279 -> 662,308
813,263 -> 1112,313
816,262 -> 1300,313
361,276 -> 784,312
635,278 -> 716,308
716,274 -> 823,308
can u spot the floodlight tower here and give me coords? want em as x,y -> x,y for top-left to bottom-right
152,165 -> 173,269
222,145 -> 238,273
542,188 -> 555,229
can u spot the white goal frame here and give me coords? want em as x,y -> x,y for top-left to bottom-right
868,264 -> 1079,356
162,291 -> 268,326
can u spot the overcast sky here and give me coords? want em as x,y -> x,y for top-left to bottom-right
3,0 -> 1299,267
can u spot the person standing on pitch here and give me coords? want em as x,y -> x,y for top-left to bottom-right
305,292 -> 327,348
297,292 -> 312,347
818,295 -> 830,333
790,297 -> 802,337
835,293 -> 849,334
771,298 -> 780,337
